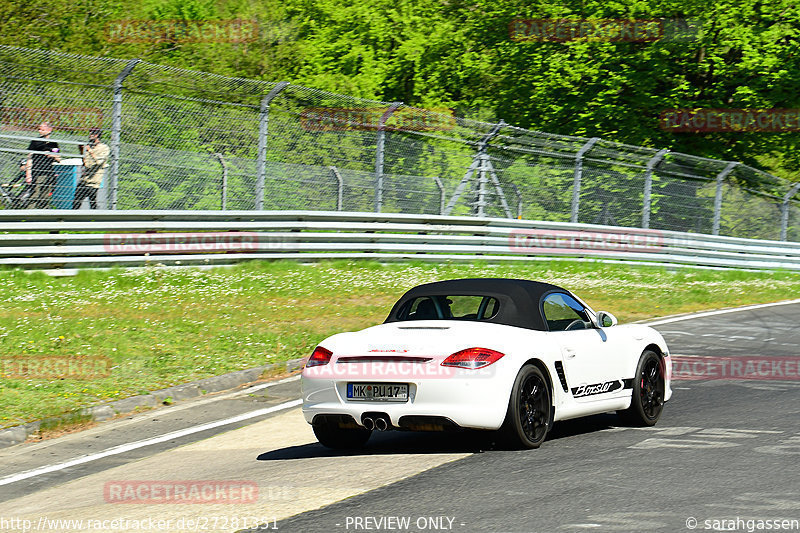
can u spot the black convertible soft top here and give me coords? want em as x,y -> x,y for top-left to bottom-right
384,278 -> 573,331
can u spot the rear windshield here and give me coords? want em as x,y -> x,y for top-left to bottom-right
396,295 -> 500,321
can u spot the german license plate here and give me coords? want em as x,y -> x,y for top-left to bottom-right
347,383 -> 409,402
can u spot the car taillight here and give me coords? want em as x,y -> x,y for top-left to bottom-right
441,347 -> 505,369
307,346 -> 333,367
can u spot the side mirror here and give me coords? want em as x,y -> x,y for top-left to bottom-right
597,311 -> 618,328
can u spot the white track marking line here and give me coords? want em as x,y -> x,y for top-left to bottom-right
0,375 -> 302,462
0,399 -> 302,487
231,374 -> 300,396
647,299 -> 800,326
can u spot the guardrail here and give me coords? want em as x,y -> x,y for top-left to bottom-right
2,210 -> 800,271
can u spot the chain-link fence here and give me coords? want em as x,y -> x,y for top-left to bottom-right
1,45 -> 799,241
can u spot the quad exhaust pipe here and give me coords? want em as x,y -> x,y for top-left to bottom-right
362,415 -> 391,431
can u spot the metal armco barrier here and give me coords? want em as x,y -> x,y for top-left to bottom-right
1,210 -> 800,271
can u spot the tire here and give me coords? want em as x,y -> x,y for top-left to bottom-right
620,349 -> 665,426
313,422 -> 372,449
500,365 -> 551,449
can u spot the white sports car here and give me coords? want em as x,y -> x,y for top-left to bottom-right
302,278 -> 672,449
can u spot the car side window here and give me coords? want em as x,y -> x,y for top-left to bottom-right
542,293 -> 591,331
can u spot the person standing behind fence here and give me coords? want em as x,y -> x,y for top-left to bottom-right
73,127 -> 109,209
25,122 -> 60,208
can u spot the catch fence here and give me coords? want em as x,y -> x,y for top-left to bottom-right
1,45 -> 798,241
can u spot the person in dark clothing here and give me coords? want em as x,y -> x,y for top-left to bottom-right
1,158 -> 33,208
25,122 -> 60,208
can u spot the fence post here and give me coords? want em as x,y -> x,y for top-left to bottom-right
432,176 -> 444,215
214,153 -> 227,210
712,161 -> 739,235
641,148 -> 669,229
375,102 -> 402,213
477,152 -> 489,217
570,137 -> 600,224
781,183 -> 800,241
511,183 -> 523,219
256,82 -> 290,210
109,59 -> 140,210
329,166 -> 344,211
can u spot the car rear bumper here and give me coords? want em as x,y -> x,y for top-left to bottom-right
301,374 -> 511,430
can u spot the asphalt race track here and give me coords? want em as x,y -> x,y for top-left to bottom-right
0,301 -> 798,533
267,303 -> 800,533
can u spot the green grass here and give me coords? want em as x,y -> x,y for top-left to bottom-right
2,259 -> 800,429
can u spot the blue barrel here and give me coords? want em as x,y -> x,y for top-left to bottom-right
52,160 -> 81,209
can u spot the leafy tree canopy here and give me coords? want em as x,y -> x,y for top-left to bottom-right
2,0 -> 799,178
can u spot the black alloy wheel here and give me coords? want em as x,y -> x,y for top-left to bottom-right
620,349 -> 665,426
501,365 -> 551,449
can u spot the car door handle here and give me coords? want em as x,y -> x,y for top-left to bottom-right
564,347 -> 576,359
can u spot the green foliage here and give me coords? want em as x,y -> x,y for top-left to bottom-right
1,0 -> 798,182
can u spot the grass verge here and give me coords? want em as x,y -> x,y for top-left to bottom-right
2,259 -> 800,429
